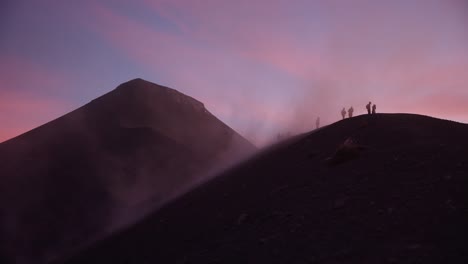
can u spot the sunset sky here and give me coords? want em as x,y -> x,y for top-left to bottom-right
1,0 -> 468,145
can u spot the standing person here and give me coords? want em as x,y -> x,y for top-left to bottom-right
372,104 -> 376,114
341,108 -> 346,119
366,102 -> 372,114
348,106 -> 354,118
316,117 -> 320,129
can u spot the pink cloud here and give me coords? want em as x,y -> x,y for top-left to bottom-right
142,0 -> 322,80
0,95 -> 72,142
141,0 -> 468,87
390,92 -> 468,123
0,56 -> 74,142
0,56 -> 68,94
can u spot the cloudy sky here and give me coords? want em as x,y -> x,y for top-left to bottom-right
1,0 -> 468,145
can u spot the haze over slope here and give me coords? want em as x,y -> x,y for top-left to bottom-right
61,114 -> 467,264
0,78 -> 255,264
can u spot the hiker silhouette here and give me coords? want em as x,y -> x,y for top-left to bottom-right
316,117 -> 320,129
348,106 -> 354,118
341,108 -> 346,119
366,102 -> 372,114
372,104 -> 376,114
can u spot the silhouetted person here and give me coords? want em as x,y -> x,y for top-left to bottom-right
348,106 -> 354,118
366,102 -> 372,114
341,108 -> 346,119
316,117 -> 320,129
372,104 -> 376,114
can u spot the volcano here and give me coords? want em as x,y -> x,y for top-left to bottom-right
59,114 -> 467,264
0,78 -> 255,264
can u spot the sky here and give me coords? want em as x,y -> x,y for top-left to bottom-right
1,0 -> 468,146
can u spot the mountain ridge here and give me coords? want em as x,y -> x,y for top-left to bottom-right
59,113 -> 468,264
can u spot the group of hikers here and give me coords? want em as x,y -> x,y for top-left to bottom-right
278,101 -> 377,141
315,101 -> 377,130
340,101 -> 377,119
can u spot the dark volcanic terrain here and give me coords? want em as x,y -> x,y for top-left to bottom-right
0,79 -> 254,264
61,114 -> 467,264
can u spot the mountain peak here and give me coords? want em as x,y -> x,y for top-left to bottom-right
125,77 -> 147,84
0,78 -> 255,264
108,78 -> 206,112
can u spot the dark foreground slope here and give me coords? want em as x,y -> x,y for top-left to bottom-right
0,79 -> 254,264
62,114 -> 467,264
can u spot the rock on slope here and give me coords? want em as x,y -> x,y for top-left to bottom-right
0,78 -> 255,264
60,114 -> 467,264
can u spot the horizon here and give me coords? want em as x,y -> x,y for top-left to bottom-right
2,0 -> 468,146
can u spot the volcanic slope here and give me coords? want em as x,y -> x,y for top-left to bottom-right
0,78 -> 254,264
62,114 -> 467,264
